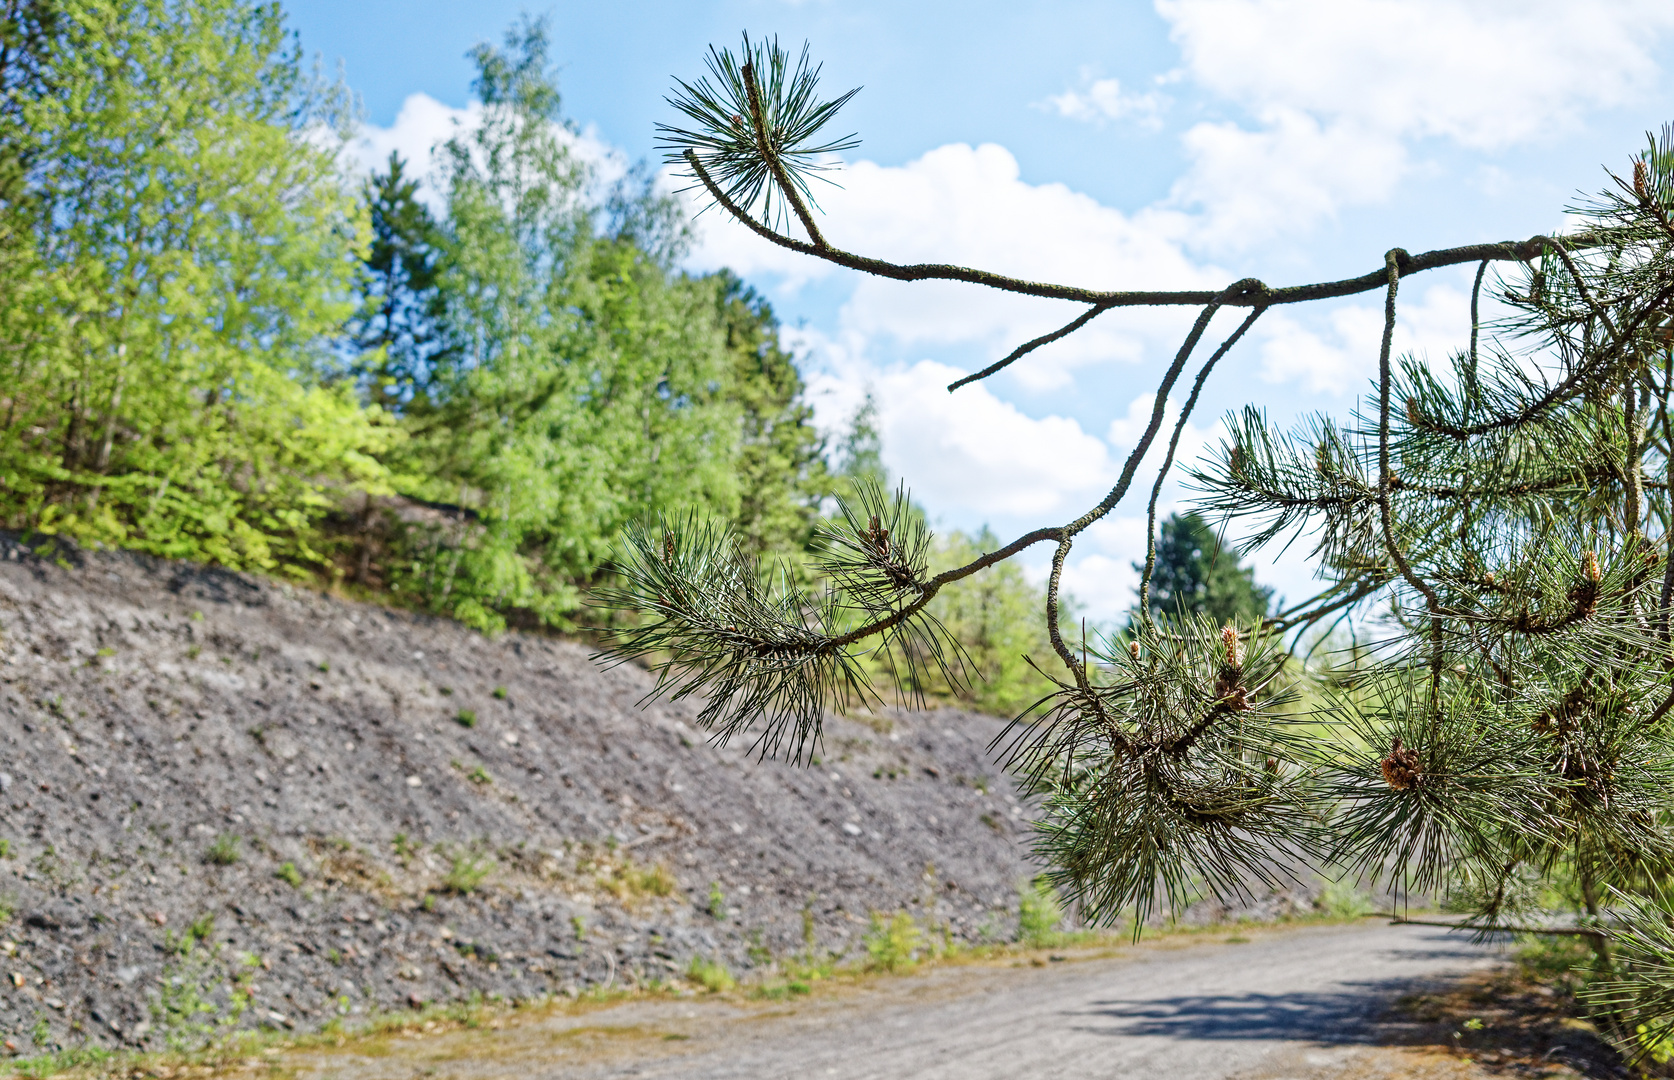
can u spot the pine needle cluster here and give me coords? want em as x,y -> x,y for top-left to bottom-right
599,482 -> 965,762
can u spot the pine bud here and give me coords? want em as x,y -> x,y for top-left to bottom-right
663,533 -> 675,565
1484,572 -> 1496,587
1404,397 -> 1421,426
1222,625 -> 1242,669
731,113 -> 744,128
1583,550 -> 1601,583
1129,640 -> 1141,661
1265,756 -> 1279,772
1380,737 -> 1423,791
1636,159 -> 1650,203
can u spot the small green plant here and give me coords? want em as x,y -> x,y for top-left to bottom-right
325,947 -> 343,966
189,610 -> 203,622
865,911 -> 923,973
204,834 -> 240,866
443,850 -> 495,894
468,765 -> 492,785
0,839 -> 11,859
152,920 -> 253,1053
275,862 -> 303,887
1316,879 -> 1375,920
687,955 -> 735,993
421,893 -> 436,912
571,915 -> 586,940
492,686 -> 507,700
746,929 -> 771,967
802,902 -> 817,952
186,645 -> 200,659
393,833 -> 418,861
708,881 -> 725,919
1018,877 -> 1063,947
455,709 -> 477,728
599,859 -> 677,903
317,660 -> 330,672
438,685 -> 453,696
186,914 -> 215,947
30,1016 -> 49,1046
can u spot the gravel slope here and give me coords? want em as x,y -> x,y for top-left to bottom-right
0,537 -> 1048,1054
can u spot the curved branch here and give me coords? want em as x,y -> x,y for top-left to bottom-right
1140,305 -> 1268,617
686,150 -> 1593,309
1375,250 -> 1444,614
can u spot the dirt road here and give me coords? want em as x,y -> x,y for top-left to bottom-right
284,922 -> 1514,1080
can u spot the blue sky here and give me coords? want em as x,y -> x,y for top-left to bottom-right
286,0 -> 1674,622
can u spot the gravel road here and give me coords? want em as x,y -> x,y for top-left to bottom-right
287,922 -> 1508,1080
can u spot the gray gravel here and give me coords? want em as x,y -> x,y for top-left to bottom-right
0,537 -> 1049,1054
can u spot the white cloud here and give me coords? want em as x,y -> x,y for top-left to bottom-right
1256,283 -> 1473,395
1159,0 -> 1674,150
348,93 -> 629,210
807,359 -> 1115,519
1106,392 -> 1228,477
1163,109 -> 1408,248
1147,0 -> 1674,252
1039,71 -> 1166,128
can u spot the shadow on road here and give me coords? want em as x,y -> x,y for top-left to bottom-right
1079,981 -> 1426,1044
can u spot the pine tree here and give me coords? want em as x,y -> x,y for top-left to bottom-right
1136,512 -> 1272,625
612,37 -> 1674,1056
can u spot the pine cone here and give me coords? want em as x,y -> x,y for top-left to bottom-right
1380,737 -> 1424,791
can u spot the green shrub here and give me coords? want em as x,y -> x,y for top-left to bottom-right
686,955 -> 735,993
1316,879 -> 1374,919
444,850 -> 495,894
274,862 -> 303,888
865,911 -> 922,972
1018,877 -> 1063,946
204,834 -> 240,866
455,709 -> 477,728
708,881 -> 725,919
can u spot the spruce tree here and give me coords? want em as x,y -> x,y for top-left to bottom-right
608,36 -> 1674,1056
352,151 -> 444,411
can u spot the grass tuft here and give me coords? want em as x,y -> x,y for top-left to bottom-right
686,955 -> 735,993
204,834 -> 241,866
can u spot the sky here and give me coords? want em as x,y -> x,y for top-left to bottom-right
283,0 -> 1674,623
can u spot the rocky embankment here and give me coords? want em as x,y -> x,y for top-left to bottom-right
0,538 -> 1046,1054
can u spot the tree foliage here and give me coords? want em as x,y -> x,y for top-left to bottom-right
0,0 -> 392,575
360,18 -> 828,631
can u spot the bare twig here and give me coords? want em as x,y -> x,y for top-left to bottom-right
946,303 -> 1112,392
